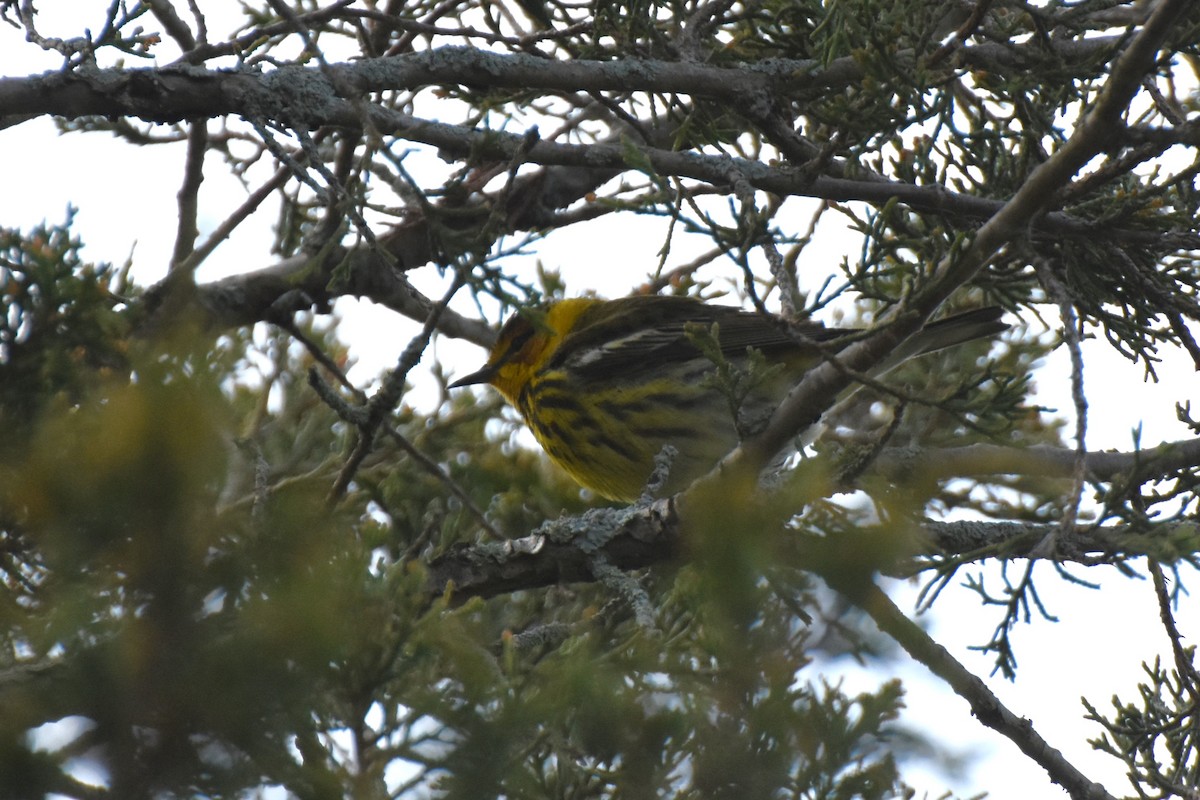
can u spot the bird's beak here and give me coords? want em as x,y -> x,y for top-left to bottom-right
449,364 -> 498,389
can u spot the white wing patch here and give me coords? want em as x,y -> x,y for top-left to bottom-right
569,327 -> 683,368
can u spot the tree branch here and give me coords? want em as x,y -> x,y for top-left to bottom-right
426,434 -> 1200,603
426,499 -> 680,602
427,510 -> 1200,605
9,42 -> 1189,254
0,38 -> 1130,125
847,579 -> 1117,800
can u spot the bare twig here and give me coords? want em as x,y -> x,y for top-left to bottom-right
327,272 -> 468,504
1148,560 -> 1200,698
145,0 -> 196,51
170,121 -> 207,273
1034,258 -> 1088,546
846,579 -> 1116,800
173,163 -> 294,277
288,318 -> 504,541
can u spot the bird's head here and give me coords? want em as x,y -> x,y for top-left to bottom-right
449,297 -> 600,403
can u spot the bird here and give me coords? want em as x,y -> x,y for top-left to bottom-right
450,295 -> 1007,502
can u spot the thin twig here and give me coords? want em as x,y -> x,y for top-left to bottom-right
1034,258 -> 1088,545
170,121 -> 207,272
382,424 -> 505,541
290,316 -> 504,541
173,163 -> 294,277
327,272 -> 469,504
145,0 -> 196,51
1148,559 -> 1200,699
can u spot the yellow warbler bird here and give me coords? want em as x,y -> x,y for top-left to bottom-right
451,296 -> 1006,502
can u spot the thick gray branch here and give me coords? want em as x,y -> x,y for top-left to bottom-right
427,499 -> 680,602
0,39 -> 1126,124
426,507 -> 1199,606
427,435 -> 1200,604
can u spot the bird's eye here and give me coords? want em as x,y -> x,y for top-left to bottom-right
495,319 -> 536,364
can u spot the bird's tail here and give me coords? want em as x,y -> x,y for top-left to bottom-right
873,306 -> 1008,375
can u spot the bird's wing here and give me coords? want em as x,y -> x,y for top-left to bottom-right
557,297 -> 835,381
